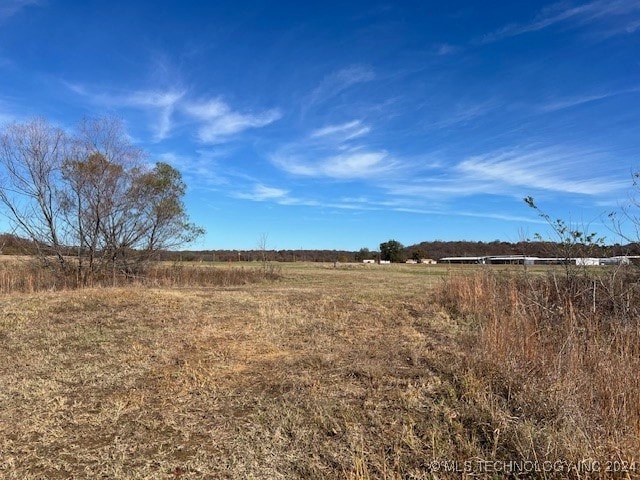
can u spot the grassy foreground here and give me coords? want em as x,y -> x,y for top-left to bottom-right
0,263 -> 460,479
1,262 -> 637,478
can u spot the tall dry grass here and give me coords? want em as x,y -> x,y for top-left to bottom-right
0,258 -> 280,292
437,266 -> 640,464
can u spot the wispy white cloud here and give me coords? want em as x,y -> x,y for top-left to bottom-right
309,120 -> 370,141
0,0 -> 43,21
125,90 -> 184,108
538,86 -> 640,112
232,186 -> 548,223
383,205 -> 547,224
479,0 -> 640,43
624,18 -> 640,32
426,99 -> 500,129
234,184 -> 289,201
183,99 -> 281,143
339,195 -> 373,204
271,119 -> 405,180
386,177 -> 503,199
306,65 -> 375,110
67,83 -> 281,143
434,43 -> 460,55
182,98 -> 228,119
66,83 -> 185,141
273,151 -> 396,179
234,186 -> 412,211
387,146 -> 627,202
231,183 -> 327,207
456,148 -> 626,195
456,211 -> 547,224
226,155 -> 596,223
157,150 -> 228,187
125,90 -> 185,140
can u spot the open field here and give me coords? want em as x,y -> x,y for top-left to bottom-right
1,262 -> 638,478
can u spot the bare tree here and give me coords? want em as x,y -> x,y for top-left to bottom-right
0,116 -> 203,285
65,118 -> 203,282
0,118 -> 69,267
257,233 -> 270,272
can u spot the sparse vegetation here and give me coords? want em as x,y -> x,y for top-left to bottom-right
436,264 -> 640,475
1,260 -> 639,478
0,257 -> 281,293
429,200 -> 640,476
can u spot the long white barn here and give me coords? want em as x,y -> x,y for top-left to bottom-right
438,255 -> 640,265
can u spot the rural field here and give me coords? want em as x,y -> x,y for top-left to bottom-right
1,261 -> 638,479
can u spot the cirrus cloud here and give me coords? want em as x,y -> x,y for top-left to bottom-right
271,119 -> 404,180
183,99 -> 281,144
66,83 -> 281,143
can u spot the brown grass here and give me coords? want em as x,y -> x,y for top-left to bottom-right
436,266 -> 640,475
0,263 -> 469,479
0,258 -> 280,292
2,262 -> 637,479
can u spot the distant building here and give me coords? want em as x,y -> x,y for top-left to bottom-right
439,256 -> 488,264
437,255 -> 640,266
575,258 -> 600,266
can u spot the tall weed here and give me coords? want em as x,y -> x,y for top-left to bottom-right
437,266 -> 640,462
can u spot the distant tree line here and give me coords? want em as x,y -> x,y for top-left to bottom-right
4,234 -> 636,264
154,249 -> 359,263
137,239 -> 639,264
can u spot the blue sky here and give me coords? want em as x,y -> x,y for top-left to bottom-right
1,0 -> 639,250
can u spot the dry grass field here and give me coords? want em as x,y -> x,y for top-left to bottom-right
0,262 -> 459,479
1,261 -> 638,479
